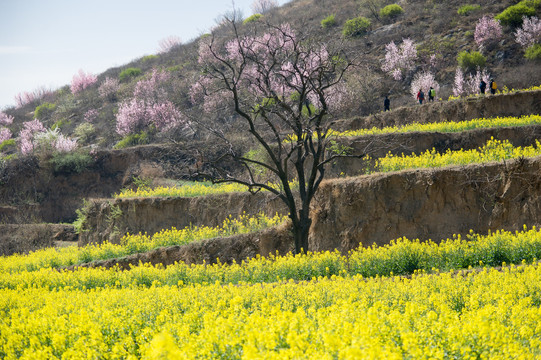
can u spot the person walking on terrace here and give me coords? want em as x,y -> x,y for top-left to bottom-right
428,87 -> 435,102
490,78 -> 497,95
384,95 -> 390,111
416,89 -> 424,104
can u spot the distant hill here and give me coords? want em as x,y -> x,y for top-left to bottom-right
1,0 -> 540,152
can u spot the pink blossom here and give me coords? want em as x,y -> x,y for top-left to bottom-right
98,77 -> 120,100
14,87 -> 52,108
19,119 -> 46,155
158,36 -> 182,53
381,38 -> 417,81
148,101 -> 185,131
515,16 -> 541,47
54,134 -> 78,152
133,69 -> 170,103
453,67 -> 465,97
84,109 -> 99,123
474,16 -> 503,47
410,71 -> 440,100
0,128 -> 12,143
0,112 -> 14,126
116,99 -> 149,136
70,69 -> 98,94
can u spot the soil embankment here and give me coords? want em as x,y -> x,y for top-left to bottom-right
78,192 -> 288,246
310,155 -> 541,252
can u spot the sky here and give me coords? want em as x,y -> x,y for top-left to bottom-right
0,0 -> 290,109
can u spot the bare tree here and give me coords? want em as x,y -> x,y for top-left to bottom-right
251,0 -> 278,14
189,19 -> 358,254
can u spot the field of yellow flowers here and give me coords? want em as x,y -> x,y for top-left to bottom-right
2,225 -> 541,358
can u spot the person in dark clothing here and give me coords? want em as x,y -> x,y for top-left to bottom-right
480,80 -> 487,94
384,96 -> 390,111
416,89 -> 424,104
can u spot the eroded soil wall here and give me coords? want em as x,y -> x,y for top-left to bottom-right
310,156 -> 541,252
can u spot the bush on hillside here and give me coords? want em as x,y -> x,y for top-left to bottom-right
342,17 -> 371,37
49,150 -> 93,175
321,14 -> 337,28
113,131 -> 150,149
34,102 -> 57,120
379,4 -> 404,20
457,51 -> 486,71
243,13 -> 263,24
457,4 -> 481,16
73,123 -> 96,145
496,2 -> 537,27
119,67 -> 142,82
525,43 -> 541,59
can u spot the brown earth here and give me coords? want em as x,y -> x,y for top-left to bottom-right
310,155 -> 541,253
78,191 -> 288,246
0,224 -> 76,256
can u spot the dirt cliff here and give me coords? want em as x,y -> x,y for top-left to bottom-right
310,155 -> 541,253
78,191 -> 288,245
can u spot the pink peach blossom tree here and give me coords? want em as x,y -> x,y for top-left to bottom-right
381,38 -> 417,80
70,69 -> 98,94
474,16 -> 503,47
191,20 -> 356,253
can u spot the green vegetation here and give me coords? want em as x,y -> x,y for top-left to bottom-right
379,4 -> 404,19
141,55 -> 158,62
321,14 -> 337,28
34,102 -> 56,120
457,4 -> 481,16
73,122 -> 96,144
0,139 -> 15,151
113,131 -> 150,149
119,67 -> 142,82
495,1 -> 539,27
243,13 -> 263,24
342,16 -> 371,37
49,151 -> 93,175
457,50 -> 486,71
525,44 -> 541,60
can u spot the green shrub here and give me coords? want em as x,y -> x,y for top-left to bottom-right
379,4 -> 404,19
321,14 -> 337,28
51,119 -> 69,131
0,139 -> 16,152
525,44 -> 541,60
142,55 -> 158,62
457,4 -> 481,15
49,151 -> 93,175
342,17 -> 371,38
495,2 -> 537,27
34,102 -> 56,120
113,131 -> 150,149
119,67 -> 142,82
243,13 -> 263,24
457,51 -> 486,71
73,123 -> 96,144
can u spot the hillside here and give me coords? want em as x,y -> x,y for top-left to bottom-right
0,0 -> 539,152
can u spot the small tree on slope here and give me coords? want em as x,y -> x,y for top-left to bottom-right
190,20 -> 356,254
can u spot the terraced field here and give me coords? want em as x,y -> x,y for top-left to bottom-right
2,89 -> 541,358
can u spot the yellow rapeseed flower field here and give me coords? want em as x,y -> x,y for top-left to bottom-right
2,227 -> 541,358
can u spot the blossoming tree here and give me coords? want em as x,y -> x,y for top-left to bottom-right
190,20 -> 355,253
